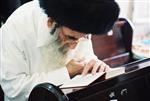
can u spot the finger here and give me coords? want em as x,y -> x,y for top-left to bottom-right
74,57 -> 85,62
74,61 -> 85,67
98,65 -> 105,73
98,61 -> 109,72
70,59 -> 85,67
82,59 -> 96,76
99,64 -> 111,72
104,65 -> 112,72
91,61 -> 100,74
74,59 -> 86,67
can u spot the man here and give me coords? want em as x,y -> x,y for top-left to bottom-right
0,0 -> 120,101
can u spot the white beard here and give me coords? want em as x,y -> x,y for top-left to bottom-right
40,28 -> 76,71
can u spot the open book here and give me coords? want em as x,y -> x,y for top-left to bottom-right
60,67 -> 125,89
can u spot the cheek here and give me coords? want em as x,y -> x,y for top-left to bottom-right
60,40 -> 76,49
69,41 -> 79,49
59,40 -> 70,49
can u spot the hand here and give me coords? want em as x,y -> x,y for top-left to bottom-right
66,58 -> 85,78
82,59 -> 111,76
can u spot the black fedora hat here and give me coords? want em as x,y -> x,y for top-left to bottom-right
39,0 -> 120,35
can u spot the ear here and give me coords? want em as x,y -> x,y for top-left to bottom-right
47,18 -> 54,28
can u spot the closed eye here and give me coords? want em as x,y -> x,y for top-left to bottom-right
67,35 -> 78,40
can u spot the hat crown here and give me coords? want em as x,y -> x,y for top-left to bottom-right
39,0 -> 120,34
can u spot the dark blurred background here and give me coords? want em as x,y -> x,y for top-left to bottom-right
0,0 -> 32,26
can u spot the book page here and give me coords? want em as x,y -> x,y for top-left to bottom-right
60,67 -> 125,89
60,72 -> 104,88
105,67 -> 125,79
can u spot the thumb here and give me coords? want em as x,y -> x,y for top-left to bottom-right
74,57 -> 85,62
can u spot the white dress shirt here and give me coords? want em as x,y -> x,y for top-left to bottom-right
0,1 -> 97,101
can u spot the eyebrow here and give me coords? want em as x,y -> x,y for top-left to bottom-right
67,34 -> 89,40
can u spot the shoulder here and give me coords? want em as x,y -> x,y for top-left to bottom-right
1,1 -> 43,43
2,0 -> 47,36
6,0 -> 45,25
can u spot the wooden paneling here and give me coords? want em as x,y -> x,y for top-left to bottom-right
91,18 -> 133,67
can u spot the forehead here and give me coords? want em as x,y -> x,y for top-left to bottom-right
61,26 -> 87,38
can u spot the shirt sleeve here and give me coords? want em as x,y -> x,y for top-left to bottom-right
0,22 -> 70,101
75,35 -> 98,63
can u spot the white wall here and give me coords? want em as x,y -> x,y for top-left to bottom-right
133,0 -> 150,35
116,0 -> 133,20
116,0 -> 150,35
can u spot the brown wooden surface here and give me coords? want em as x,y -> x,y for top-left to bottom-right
91,18 -> 133,67
66,59 -> 150,101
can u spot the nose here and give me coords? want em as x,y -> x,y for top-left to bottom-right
70,41 -> 79,49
